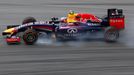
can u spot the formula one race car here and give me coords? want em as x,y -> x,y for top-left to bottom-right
2,8 -> 125,45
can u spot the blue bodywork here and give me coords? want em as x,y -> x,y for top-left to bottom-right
55,22 -> 104,39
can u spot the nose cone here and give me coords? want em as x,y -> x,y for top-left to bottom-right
2,28 -> 16,36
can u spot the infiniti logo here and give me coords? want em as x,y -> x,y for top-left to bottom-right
67,28 -> 78,34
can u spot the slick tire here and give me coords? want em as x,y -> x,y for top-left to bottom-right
22,17 -> 37,24
104,27 -> 119,42
23,29 -> 38,45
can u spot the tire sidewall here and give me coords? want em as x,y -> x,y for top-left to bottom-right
23,29 -> 38,45
104,27 -> 119,42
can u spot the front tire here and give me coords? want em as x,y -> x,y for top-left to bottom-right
22,17 -> 37,24
23,29 -> 38,45
104,27 -> 119,42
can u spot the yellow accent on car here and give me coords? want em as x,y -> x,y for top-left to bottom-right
67,13 -> 78,23
3,28 -> 15,34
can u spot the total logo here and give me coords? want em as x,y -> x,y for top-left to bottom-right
110,19 -> 123,23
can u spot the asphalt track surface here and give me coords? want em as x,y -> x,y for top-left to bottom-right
0,0 -> 134,75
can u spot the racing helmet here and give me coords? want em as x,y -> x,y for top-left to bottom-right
69,10 -> 75,15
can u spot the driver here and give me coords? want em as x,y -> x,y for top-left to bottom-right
67,10 -> 78,23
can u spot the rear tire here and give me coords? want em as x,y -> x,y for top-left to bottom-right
23,29 -> 38,45
104,27 -> 119,42
22,17 -> 37,24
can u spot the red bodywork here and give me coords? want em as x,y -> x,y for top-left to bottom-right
109,16 -> 125,30
6,37 -> 21,44
77,13 -> 101,23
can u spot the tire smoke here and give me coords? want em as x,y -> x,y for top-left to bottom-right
119,16 -> 134,47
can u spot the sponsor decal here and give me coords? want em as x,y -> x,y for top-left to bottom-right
60,26 -> 70,29
16,22 -> 34,29
87,23 -> 100,26
34,21 -> 45,25
64,33 -> 81,37
110,19 -> 123,23
16,21 -> 46,29
7,38 -> 18,41
67,28 -> 78,34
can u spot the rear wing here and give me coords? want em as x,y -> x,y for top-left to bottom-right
108,8 -> 125,30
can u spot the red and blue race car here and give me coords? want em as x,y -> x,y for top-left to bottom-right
2,8 -> 125,45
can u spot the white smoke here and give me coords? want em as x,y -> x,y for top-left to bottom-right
119,16 -> 134,47
36,31 -> 104,47
36,32 -> 53,45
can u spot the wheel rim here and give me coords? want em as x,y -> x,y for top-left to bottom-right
108,32 -> 117,40
26,34 -> 35,42
105,31 -> 119,41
